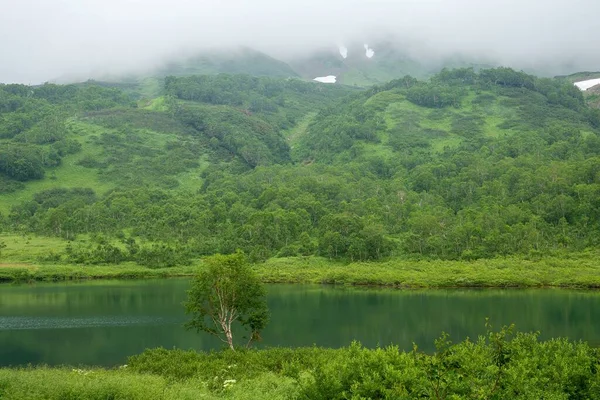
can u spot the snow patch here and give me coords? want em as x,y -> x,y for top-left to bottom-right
574,78 -> 600,91
339,46 -> 348,59
364,44 -> 375,59
314,75 -> 337,83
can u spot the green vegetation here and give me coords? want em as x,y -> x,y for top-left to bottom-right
185,253 -> 269,350
2,231 -> 600,288
2,326 -> 600,399
555,71 -> 600,109
5,49 -> 600,399
2,67 -> 600,276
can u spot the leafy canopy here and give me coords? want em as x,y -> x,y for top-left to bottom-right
184,252 -> 269,350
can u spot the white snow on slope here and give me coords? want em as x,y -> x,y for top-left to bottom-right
314,75 -> 336,83
574,78 -> 600,91
339,46 -> 348,59
364,44 -> 375,58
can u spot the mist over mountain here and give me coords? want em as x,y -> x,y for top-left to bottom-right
1,0 -> 598,84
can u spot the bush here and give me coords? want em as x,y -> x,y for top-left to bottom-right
135,243 -> 191,268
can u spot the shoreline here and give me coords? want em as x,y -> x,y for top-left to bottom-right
2,255 -> 600,289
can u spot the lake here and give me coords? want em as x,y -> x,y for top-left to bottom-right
1,279 -> 599,367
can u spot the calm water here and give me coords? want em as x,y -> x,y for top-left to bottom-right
1,279 -> 599,367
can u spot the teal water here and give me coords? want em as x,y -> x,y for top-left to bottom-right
0,279 -> 599,367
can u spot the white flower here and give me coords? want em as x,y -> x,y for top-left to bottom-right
223,379 -> 237,388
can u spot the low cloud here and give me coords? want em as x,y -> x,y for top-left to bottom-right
1,0 -> 598,83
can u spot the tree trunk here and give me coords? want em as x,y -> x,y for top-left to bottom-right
224,323 -> 234,351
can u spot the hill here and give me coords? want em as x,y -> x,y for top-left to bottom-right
2,68 -> 600,265
55,48 -> 303,99
156,47 -> 299,79
0,76 -> 354,212
59,44 -> 500,95
289,42 -> 495,87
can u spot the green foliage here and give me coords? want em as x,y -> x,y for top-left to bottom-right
62,236 -> 192,267
406,82 -> 467,108
115,328 -> 600,399
165,74 -> 354,130
135,243 -> 192,269
3,69 -> 600,264
5,329 -> 599,399
0,82 -> 133,188
0,368 -> 175,400
185,252 -> 269,350
0,144 -> 46,181
174,102 -> 289,167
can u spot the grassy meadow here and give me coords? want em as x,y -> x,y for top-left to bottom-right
2,233 -> 600,288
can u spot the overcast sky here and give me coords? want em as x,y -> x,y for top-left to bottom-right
1,0 -> 598,84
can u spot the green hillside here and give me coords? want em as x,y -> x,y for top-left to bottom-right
2,68 -> 600,266
0,76 -> 353,210
556,71 -> 600,109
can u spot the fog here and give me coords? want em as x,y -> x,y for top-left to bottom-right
1,0 -> 598,84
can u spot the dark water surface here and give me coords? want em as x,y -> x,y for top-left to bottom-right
1,279 -> 599,367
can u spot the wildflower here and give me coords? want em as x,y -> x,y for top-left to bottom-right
223,379 -> 237,388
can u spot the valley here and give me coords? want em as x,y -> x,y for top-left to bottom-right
2,52 -> 600,398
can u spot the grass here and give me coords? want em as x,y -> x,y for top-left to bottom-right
2,234 -> 600,287
285,112 -> 316,162
0,119 -> 113,214
0,234 -> 70,262
0,367 -> 230,400
0,112 -> 210,213
372,88 -> 528,155
0,233 -> 198,282
1,332 -> 599,399
257,255 -> 600,288
0,263 -> 198,283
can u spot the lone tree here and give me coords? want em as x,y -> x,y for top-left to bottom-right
184,252 -> 269,350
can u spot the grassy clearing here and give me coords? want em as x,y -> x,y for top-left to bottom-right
284,112 -> 316,142
137,77 -> 164,99
0,234 -> 70,262
0,119 -> 113,214
0,160 -> 109,215
285,112 -> 316,162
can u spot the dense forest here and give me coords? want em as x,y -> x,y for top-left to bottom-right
2,68 -> 600,265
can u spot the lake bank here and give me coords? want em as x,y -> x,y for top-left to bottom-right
2,254 -> 600,288
0,332 -> 598,399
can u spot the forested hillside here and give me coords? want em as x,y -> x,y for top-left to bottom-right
2,68 -> 600,265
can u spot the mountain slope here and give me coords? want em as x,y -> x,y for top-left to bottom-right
2,68 -> 600,264
157,47 -> 300,79
0,76 -> 355,213
289,42 -> 495,87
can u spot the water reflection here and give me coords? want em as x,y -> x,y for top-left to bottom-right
0,280 -> 599,367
